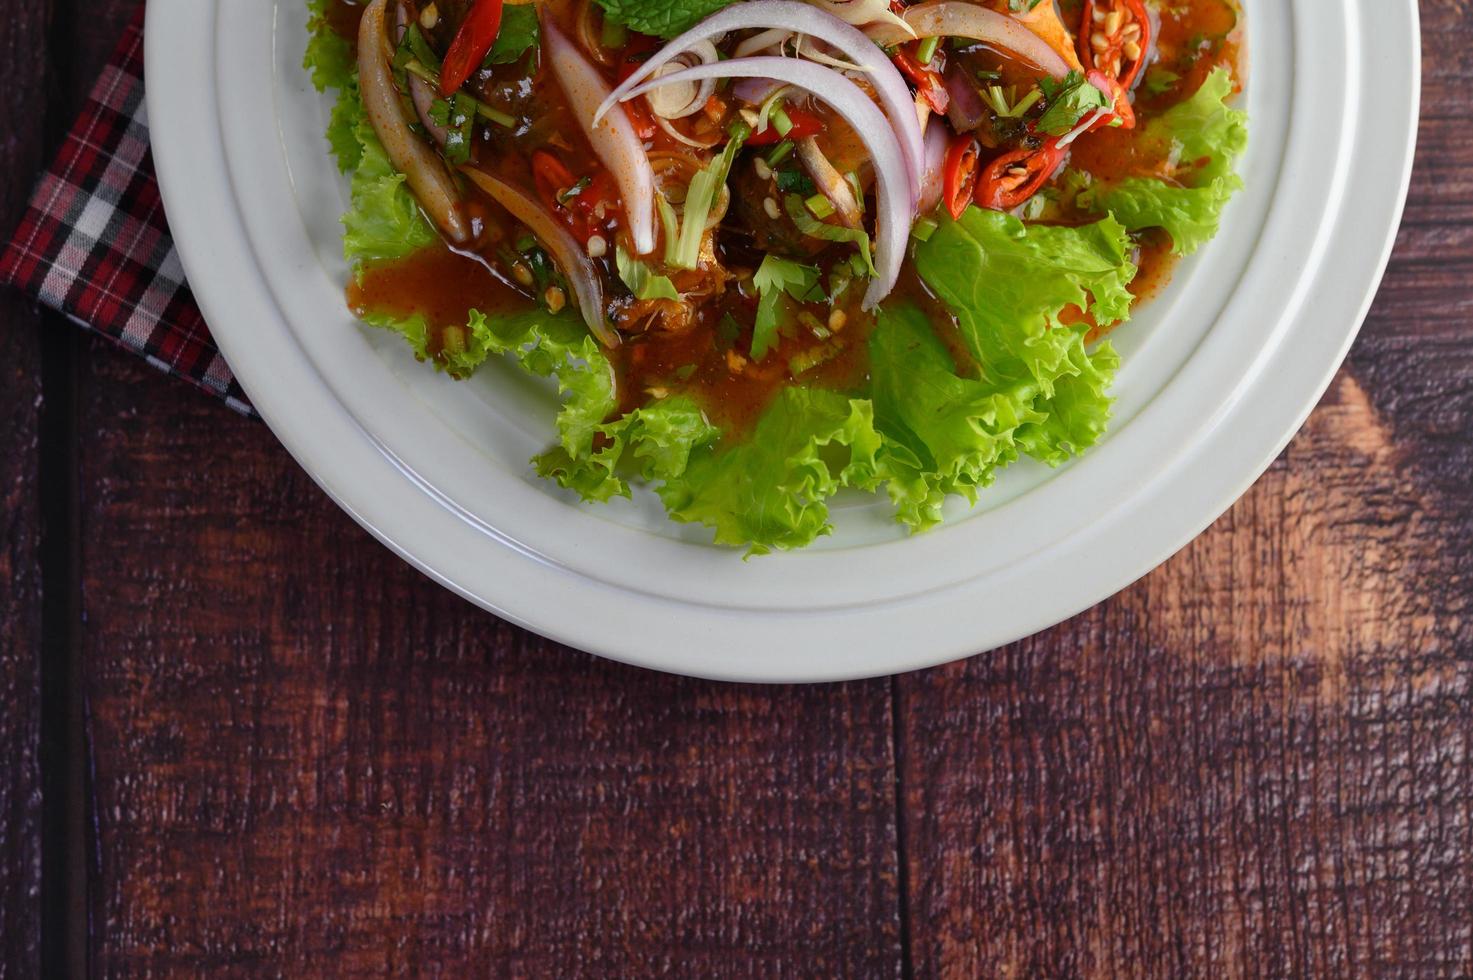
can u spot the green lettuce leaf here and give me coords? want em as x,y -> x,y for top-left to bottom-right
593,0 -> 733,38
1082,68 -> 1248,254
446,310 -> 716,504
896,209 -> 1127,526
1013,329 -> 1120,467
307,3 -> 435,263
340,94 -> 438,267
870,304 -> 1039,529
537,396 -> 721,503
305,0 -> 364,171
1085,178 -> 1239,256
305,0 -> 354,92
915,208 -> 1133,395
307,5 -> 719,516
658,388 -> 884,555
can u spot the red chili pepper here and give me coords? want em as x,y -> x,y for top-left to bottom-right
745,104 -> 825,146
530,149 -> 588,238
974,140 -> 1066,212
530,150 -> 620,241
1084,68 -> 1132,131
531,150 -> 576,210
942,133 -> 980,220
893,48 -> 949,115
1078,0 -> 1151,128
614,60 -> 661,140
440,0 -> 506,97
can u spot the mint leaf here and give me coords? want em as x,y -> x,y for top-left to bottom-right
592,0 -> 733,39
486,5 -> 539,65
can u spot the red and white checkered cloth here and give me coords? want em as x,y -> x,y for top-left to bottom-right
0,5 -> 255,415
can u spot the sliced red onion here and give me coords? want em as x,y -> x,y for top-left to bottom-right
544,18 -> 656,255
393,1 -> 451,146
358,0 -> 470,244
806,0 -> 913,35
869,2 -> 1071,79
733,28 -> 792,58
792,34 -> 864,73
594,1 -> 924,198
654,114 -> 722,149
460,167 -> 618,349
645,40 -> 719,119
918,118 -> 948,215
796,137 -> 863,229
732,76 -> 785,105
407,74 -> 451,146
942,64 -> 987,133
623,57 -> 909,310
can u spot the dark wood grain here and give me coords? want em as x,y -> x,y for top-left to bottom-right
2,0 -> 1466,975
74,358 -> 904,975
0,0 -> 55,974
896,2 -> 1473,975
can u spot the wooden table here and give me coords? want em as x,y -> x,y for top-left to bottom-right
3,2 -> 1470,976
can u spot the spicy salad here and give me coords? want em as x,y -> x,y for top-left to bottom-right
305,0 -> 1246,553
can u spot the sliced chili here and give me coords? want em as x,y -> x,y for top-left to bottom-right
1078,0 -> 1151,128
615,60 -> 661,141
974,141 -> 1065,212
942,133 -> 981,220
893,48 -> 950,116
440,0 -> 506,96
530,150 -> 620,242
745,104 -> 824,146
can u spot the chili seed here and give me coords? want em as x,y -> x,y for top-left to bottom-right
512,262 -> 534,288
586,234 -> 608,258
763,196 -> 781,220
545,286 -> 566,313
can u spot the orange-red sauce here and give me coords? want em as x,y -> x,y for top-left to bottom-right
349,244 -> 526,361
345,0 -> 1244,431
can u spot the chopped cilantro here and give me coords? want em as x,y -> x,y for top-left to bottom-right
1036,71 -> 1110,136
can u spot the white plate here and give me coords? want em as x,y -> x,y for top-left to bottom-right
144,0 -> 1418,682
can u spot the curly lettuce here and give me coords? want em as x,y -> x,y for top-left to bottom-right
658,389 -> 885,554
1081,68 -> 1249,255
874,211 -> 1128,530
306,6 -> 1156,554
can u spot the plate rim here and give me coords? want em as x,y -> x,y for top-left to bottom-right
143,0 -> 1420,682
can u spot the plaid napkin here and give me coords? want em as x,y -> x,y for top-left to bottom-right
0,5 -> 255,415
